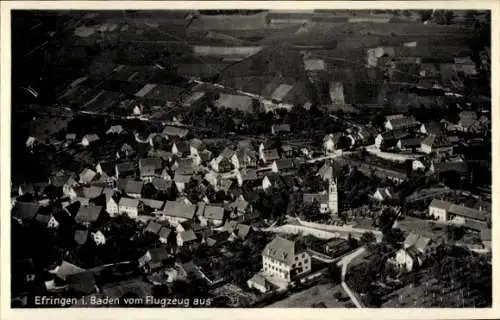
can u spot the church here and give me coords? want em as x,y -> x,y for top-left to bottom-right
302,161 -> 338,215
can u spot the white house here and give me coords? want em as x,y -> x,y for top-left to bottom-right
47,216 -> 60,229
106,196 -> 119,217
118,197 -> 140,218
81,134 -> 100,147
91,231 -> 106,246
323,133 -> 342,154
428,199 -> 453,221
372,187 -> 393,202
247,274 -> 272,293
412,159 -> 426,171
160,201 -> 196,226
262,236 -> 311,282
262,176 -> 272,190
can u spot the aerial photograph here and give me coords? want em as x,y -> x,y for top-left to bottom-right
10,9 -> 491,308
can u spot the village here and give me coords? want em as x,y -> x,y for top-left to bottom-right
11,9 -> 491,308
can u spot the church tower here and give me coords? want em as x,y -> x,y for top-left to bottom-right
327,175 -> 338,215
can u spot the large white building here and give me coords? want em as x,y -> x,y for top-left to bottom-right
261,236 -> 311,282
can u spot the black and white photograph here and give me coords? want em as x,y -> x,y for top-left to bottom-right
4,1 -> 495,313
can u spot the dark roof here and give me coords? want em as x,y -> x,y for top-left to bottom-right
116,162 -> 136,174
387,116 -> 419,129
12,202 -> 41,220
75,206 -> 103,224
141,198 -> 165,210
117,179 -> 144,195
159,227 -> 172,239
179,229 -> 198,242
139,158 -> 163,170
263,149 -> 280,161
235,224 -> 252,239
398,137 -> 421,148
66,271 -> 97,294
78,186 -> 103,199
148,150 -> 173,161
97,161 -> 116,177
151,177 -> 172,192
173,141 -> 191,155
163,126 -> 189,138
422,134 -> 452,148
146,246 -> 171,267
421,122 -> 443,135
175,158 -> 197,176
449,204 -> 489,222
433,161 -> 468,174
54,261 -> 86,281
144,221 -> 162,234
274,159 -> 295,171
272,123 -> 291,133
262,236 -> 301,265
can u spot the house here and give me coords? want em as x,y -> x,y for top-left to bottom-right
260,148 -> 280,163
323,133 -> 343,153
141,199 -> 165,212
229,196 -> 251,217
95,161 -> 116,184
448,204 -> 489,225
75,206 -> 103,226
160,200 -> 197,225
159,227 -> 172,244
49,260 -> 86,283
65,133 -> 77,143
144,221 -> 162,235
138,247 -> 172,272
419,122 -> 443,136
81,134 -> 100,147
116,179 -> 143,198
236,147 -> 258,168
118,197 -> 140,218
79,168 -> 97,185
214,93 -> 255,113
148,150 -> 173,162
271,159 -> 295,173
262,236 -> 311,282
115,162 -> 136,178
429,161 -> 468,176
173,174 -> 191,193
457,111 -> 478,132
199,205 -> 225,227
271,124 -> 291,135
396,138 -> 421,151
374,129 -> 410,149
233,223 -> 253,240
139,158 -> 163,182
104,188 -> 119,216
302,173 -> 337,214
106,125 -> 125,135
182,91 -> 206,108
384,116 -> 419,131
162,126 -> 189,139
247,273 -> 273,294
357,126 -> 378,145
211,147 -> 239,172
204,231 -> 230,247
171,141 -> 191,158
12,201 -> 43,222
189,138 -> 204,158
393,233 -> 432,272
420,134 -> 453,155
177,229 -> 198,247
174,157 -> 197,176
372,187 -> 394,202
91,230 -> 106,246
412,159 -> 426,171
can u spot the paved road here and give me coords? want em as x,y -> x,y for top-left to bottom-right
337,246 -> 367,308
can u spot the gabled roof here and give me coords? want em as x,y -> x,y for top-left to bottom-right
214,94 -> 254,113
429,199 -> 454,211
144,221 -> 162,234
421,122 -> 443,135
263,149 -> 280,161
173,141 -> 191,154
403,232 -> 420,248
274,159 -> 295,171
117,179 -> 143,195
178,229 -> 197,242
141,198 -> 165,210
230,197 -> 249,211
203,205 -> 225,220
53,261 -> 86,281
271,84 -> 294,102
421,134 -> 452,148
139,158 -> 163,170
12,202 -> 42,220
398,137 -> 421,148
83,134 -> 100,143
116,162 -> 136,174
75,206 -> 103,224
97,161 -> 116,177
235,224 -> 252,239
119,197 -> 139,208
175,158 -> 197,176
79,168 -> 97,184
146,246 -> 171,266
262,236 -> 299,265
106,125 -> 125,134
448,204 -> 489,222
162,201 -> 197,219
162,126 -> 189,138
189,138 -> 204,150
148,150 -> 173,161
304,59 -> 325,71
387,116 -> 419,129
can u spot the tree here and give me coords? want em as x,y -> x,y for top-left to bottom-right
359,232 -> 376,245
383,228 -> 405,247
